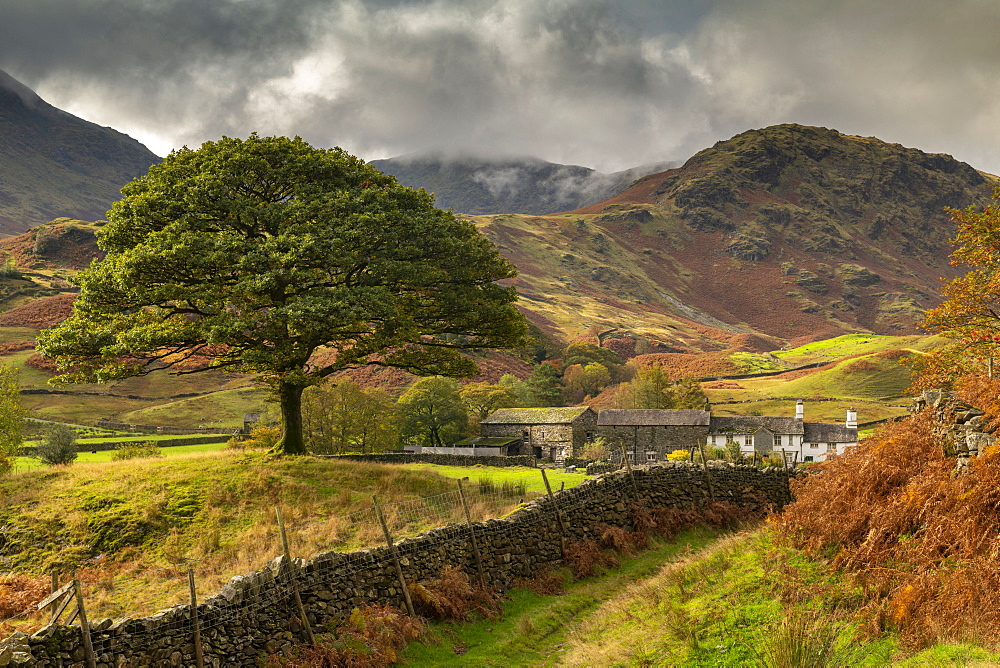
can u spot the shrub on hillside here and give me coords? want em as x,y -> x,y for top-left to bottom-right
111,441 -> 163,460
234,424 -> 281,450
32,425 -> 78,466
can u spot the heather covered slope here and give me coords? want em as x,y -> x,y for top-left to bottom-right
0,70 -> 159,232
475,124 -> 997,350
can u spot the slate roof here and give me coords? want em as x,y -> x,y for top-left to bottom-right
598,409 -> 711,427
453,437 -> 521,447
708,416 -> 805,435
481,407 -> 595,425
803,423 -> 858,443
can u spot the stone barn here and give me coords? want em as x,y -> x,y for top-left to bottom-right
480,407 -> 598,461
598,409 -> 711,463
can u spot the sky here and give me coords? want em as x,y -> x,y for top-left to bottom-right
3,0 -> 1000,174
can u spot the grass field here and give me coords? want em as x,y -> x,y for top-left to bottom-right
400,528 -> 727,666
407,463 -> 589,494
0,454 -> 548,633
773,333 -> 941,364
705,341 -> 923,422
12,440 -> 230,472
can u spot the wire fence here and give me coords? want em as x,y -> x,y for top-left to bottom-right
1,464 -> 760,665
0,478 -> 535,637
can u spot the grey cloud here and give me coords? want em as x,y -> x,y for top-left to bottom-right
2,0 -> 1000,175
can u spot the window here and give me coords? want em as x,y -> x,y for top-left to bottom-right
646,451 -> 658,462
810,443 -> 819,449
804,456 -> 814,462
585,431 -> 594,440
523,430 -> 530,440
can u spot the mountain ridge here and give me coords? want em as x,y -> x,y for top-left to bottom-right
0,69 -> 159,233
472,124 -> 997,353
371,152 -> 677,215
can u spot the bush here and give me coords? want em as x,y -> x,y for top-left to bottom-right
577,436 -> 609,462
239,424 -> 282,450
266,605 -> 423,668
32,425 -> 78,466
667,449 -> 689,461
111,441 -> 163,460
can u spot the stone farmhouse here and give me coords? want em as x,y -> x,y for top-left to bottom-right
473,400 -> 857,463
706,401 -> 857,463
479,407 -> 598,461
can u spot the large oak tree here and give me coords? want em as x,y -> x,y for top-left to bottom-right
36,135 -> 528,454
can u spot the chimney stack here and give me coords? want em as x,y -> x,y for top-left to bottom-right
795,400 -> 804,421
846,408 -> 858,429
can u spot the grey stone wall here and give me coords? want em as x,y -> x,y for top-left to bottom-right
600,424 -> 709,461
3,463 -> 790,667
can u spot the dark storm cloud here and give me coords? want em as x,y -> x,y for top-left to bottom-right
2,0 -> 1000,173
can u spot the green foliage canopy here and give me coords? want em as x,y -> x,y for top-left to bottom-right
302,378 -> 399,454
398,376 -> 468,447
615,367 -> 707,410
36,135 -> 528,454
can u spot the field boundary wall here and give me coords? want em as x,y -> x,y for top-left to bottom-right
2,463 -> 791,667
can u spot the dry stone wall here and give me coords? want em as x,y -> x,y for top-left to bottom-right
3,463 -> 791,667
913,389 -> 996,467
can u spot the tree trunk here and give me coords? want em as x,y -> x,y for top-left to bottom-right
272,381 -> 308,455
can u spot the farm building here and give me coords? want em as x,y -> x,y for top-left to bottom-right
707,401 -> 858,463
598,409 -> 711,463
480,407 -> 598,461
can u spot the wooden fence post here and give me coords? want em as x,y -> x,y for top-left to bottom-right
275,507 -> 315,645
618,442 -> 640,499
698,441 -> 716,503
540,469 -> 567,559
373,497 -> 416,616
49,571 -> 59,624
188,568 -> 205,668
72,579 -> 97,668
456,479 -> 488,589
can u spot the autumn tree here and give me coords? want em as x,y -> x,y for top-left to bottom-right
302,378 -> 399,454
35,135 -> 527,454
562,362 -> 612,403
459,381 -> 516,434
614,366 -> 706,409
919,187 -> 1000,386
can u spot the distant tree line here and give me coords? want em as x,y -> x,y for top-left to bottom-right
288,341 -> 707,454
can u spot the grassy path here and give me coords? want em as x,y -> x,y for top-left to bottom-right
399,527 -> 728,666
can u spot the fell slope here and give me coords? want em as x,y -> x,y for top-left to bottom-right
477,124 -> 996,350
0,70 -> 159,233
